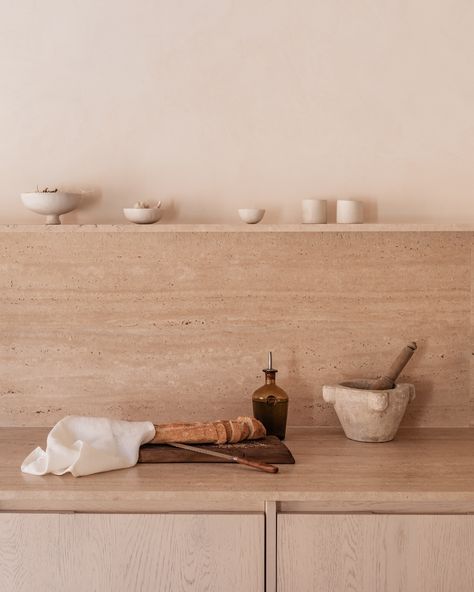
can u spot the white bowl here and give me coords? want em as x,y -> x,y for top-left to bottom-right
21,192 -> 81,225
123,208 -> 162,224
238,209 -> 265,224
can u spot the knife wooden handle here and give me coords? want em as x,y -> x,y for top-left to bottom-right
232,456 -> 279,474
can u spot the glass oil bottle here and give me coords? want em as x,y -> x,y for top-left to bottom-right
252,352 -> 289,440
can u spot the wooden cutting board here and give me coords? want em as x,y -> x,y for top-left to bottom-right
138,436 -> 295,464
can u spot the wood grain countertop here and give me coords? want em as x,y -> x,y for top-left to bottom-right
1,427 -> 474,513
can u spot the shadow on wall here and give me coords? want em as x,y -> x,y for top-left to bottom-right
62,188 -> 102,224
362,199 -> 378,223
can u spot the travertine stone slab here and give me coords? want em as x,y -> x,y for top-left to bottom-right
0,231 -> 471,427
471,233 -> 474,427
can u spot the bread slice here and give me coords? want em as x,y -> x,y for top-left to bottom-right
228,420 -> 243,443
214,421 -> 228,445
250,418 -> 266,439
240,422 -> 250,441
237,416 -> 266,440
237,416 -> 255,438
220,420 -> 233,442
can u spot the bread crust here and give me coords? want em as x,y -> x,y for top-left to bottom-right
151,417 -> 266,444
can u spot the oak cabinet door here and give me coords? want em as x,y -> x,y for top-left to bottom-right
278,513 -> 474,592
0,512 -> 264,592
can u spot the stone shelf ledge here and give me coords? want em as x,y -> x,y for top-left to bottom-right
0,223 -> 473,233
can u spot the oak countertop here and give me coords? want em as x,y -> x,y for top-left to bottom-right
1,427 -> 474,513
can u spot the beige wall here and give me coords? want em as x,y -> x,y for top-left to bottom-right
0,0 -> 473,225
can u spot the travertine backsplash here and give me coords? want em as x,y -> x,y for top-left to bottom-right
1,229 -> 472,427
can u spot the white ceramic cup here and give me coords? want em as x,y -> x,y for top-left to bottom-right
336,199 -> 363,224
302,199 -> 327,224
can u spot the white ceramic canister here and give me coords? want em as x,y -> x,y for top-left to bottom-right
302,199 -> 327,224
336,199 -> 363,224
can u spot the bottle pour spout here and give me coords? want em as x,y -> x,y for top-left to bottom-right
264,351 -> 277,373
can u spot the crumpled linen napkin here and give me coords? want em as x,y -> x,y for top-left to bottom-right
21,416 -> 156,477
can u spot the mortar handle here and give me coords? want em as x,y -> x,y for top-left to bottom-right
367,391 -> 389,412
322,385 -> 337,404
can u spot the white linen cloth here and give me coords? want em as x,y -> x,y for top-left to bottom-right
21,416 -> 156,477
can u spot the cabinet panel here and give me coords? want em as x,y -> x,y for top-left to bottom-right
0,512 -> 264,592
278,513 -> 474,592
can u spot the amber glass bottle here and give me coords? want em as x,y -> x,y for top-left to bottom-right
252,352 -> 289,440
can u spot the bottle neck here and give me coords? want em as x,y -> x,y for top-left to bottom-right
264,371 -> 276,385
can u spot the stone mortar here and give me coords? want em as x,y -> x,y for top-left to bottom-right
323,379 -> 416,442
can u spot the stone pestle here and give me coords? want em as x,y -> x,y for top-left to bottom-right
370,342 -> 417,390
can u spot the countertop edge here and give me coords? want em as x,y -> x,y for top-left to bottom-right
3,427 -> 474,513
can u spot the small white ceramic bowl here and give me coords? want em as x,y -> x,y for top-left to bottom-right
123,208 -> 162,224
238,208 -> 265,224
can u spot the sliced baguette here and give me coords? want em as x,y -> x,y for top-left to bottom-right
152,416 -> 266,444
152,422 -> 219,444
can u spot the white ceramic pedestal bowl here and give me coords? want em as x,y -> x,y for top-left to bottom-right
123,208 -> 162,224
238,209 -> 265,224
21,192 -> 81,225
